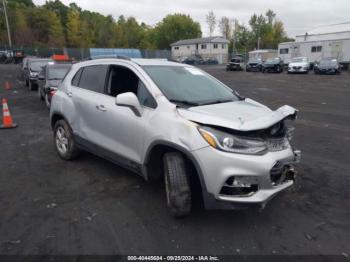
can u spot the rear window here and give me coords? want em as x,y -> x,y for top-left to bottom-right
71,68 -> 83,86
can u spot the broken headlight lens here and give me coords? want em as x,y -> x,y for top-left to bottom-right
198,126 -> 268,155
286,127 -> 295,141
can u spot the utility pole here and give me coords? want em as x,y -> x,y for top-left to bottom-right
2,0 -> 12,47
257,37 -> 261,50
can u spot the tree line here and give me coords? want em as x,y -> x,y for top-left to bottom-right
0,0 -> 292,52
207,9 -> 294,53
0,0 -> 202,49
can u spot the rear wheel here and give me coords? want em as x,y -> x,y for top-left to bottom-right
54,120 -> 79,160
163,152 -> 191,217
45,93 -> 51,108
28,80 -> 34,91
38,86 -> 44,100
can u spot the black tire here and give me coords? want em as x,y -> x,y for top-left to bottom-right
45,93 -> 51,109
28,80 -> 34,91
54,119 -> 80,160
163,152 -> 191,217
38,87 -> 44,100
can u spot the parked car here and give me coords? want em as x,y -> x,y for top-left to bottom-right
246,58 -> 263,72
226,56 -> 244,71
262,57 -> 284,73
205,58 -> 219,65
50,58 -> 301,217
25,58 -> 53,90
314,58 -> 341,75
183,55 -> 205,65
287,57 -> 310,74
38,63 -> 72,108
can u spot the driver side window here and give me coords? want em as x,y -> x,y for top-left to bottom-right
106,65 -> 157,109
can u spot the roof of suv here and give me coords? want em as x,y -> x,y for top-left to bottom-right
77,58 -> 184,68
131,58 -> 182,66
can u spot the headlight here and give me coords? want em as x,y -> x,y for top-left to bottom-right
30,71 -> 37,77
198,126 -> 268,155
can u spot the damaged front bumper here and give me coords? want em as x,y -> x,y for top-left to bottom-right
192,145 -> 301,210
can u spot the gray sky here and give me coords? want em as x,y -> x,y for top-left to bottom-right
33,0 -> 350,37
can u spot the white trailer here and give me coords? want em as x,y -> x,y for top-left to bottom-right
278,38 -> 350,68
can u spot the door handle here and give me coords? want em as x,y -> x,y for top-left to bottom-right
66,91 -> 73,97
96,105 -> 107,112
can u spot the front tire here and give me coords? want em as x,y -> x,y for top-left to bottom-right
163,152 -> 191,217
54,120 -> 79,160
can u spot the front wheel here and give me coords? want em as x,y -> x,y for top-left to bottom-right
54,120 -> 80,160
163,152 -> 191,217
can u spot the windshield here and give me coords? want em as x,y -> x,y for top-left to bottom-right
48,66 -> 71,80
231,59 -> 242,63
292,57 -> 308,63
29,60 -> 51,71
266,58 -> 279,63
249,59 -> 261,63
319,59 -> 337,66
143,66 -> 239,106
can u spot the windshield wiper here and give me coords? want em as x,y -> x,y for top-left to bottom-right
169,99 -> 199,107
200,99 -> 234,106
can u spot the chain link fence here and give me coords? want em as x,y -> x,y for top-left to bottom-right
0,46 -> 172,62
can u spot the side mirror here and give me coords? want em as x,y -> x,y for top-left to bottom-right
116,92 -> 142,117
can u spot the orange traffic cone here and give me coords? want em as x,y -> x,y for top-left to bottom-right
4,81 -> 11,90
0,99 -> 18,129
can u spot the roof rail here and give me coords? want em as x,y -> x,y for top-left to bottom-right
85,55 -> 132,61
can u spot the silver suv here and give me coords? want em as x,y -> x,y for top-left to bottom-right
50,58 -> 301,217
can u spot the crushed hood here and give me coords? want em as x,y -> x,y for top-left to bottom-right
178,98 -> 297,131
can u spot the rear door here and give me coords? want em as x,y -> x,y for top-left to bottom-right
69,65 -> 109,142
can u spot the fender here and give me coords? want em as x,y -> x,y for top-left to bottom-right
144,140 -> 208,192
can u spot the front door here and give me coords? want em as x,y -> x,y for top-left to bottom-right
90,64 -> 154,164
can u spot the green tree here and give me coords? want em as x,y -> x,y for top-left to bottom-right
152,14 -> 202,49
7,0 -> 34,7
66,7 -> 81,47
11,6 -> 34,46
47,11 -> 64,46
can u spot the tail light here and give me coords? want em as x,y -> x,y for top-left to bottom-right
48,87 -> 58,98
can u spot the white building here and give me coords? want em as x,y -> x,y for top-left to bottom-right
278,22 -> 350,67
171,36 -> 229,64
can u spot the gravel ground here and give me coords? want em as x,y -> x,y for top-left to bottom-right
0,64 -> 349,257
